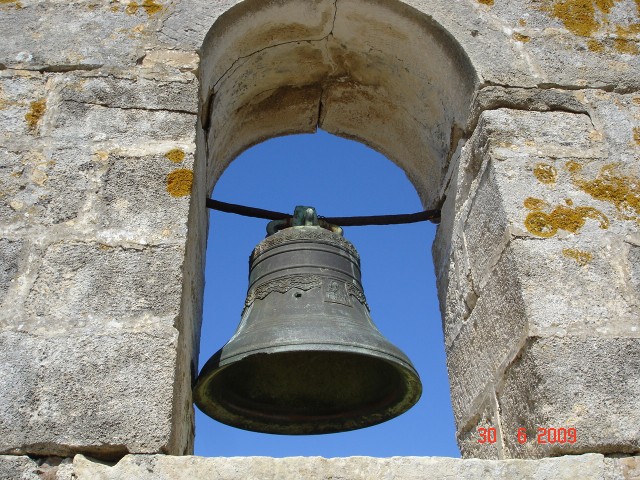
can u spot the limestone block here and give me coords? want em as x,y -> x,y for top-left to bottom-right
71,453 -> 608,480
604,456 -> 640,480
0,146 -> 99,228
0,455 -> 39,480
0,239 -> 24,305
98,152 -> 193,244
455,398 -> 502,460
0,72 -> 48,137
49,97 -> 196,149
0,1 -> 151,69
22,242 -> 183,329
498,336 -> 640,458
0,328 -> 180,459
437,107 -> 640,458
57,75 -> 198,115
445,247 -> 528,429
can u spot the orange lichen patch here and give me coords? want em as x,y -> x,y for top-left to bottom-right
165,148 -> 185,163
477,0 -> 494,5
614,38 -> 640,54
534,163 -> 558,184
565,198 -> 574,206
525,211 -> 558,237
594,0 -> 615,13
573,164 -> 640,220
25,99 -> 46,131
565,160 -> 583,173
587,39 -> 605,51
513,32 -> 531,42
142,0 -> 162,15
633,127 -> 640,145
519,18 -> 527,26
166,169 -> 193,197
525,204 -> 609,237
563,248 -> 594,265
551,0 -> 600,37
125,0 -> 161,16
524,197 -> 549,210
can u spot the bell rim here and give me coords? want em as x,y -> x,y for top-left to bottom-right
193,346 -> 422,435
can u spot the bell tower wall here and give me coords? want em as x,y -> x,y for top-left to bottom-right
0,0 -> 638,474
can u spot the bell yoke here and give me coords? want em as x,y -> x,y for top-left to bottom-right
193,206 -> 422,434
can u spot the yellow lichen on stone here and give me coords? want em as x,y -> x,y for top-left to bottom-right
594,0 -> 615,13
519,18 -> 527,26
525,211 -> 558,237
524,204 -> 609,237
142,0 -> 162,15
587,39 -> 605,52
166,169 -> 193,197
126,0 -> 161,15
25,99 -> 46,131
477,0 -> 494,6
562,248 -> 594,265
573,164 -> 640,221
125,1 -> 138,14
551,0 -> 601,37
524,197 -> 548,210
614,38 -> 640,54
633,127 -> 640,146
565,160 -> 583,173
513,32 -> 531,42
534,163 -> 558,184
165,148 -> 185,163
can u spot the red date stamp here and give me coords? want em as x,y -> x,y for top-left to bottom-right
478,427 -> 577,444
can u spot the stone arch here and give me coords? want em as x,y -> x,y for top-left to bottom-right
197,0 -> 479,206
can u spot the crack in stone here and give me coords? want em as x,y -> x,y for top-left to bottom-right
211,0 -> 339,93
62,98 -> 196,116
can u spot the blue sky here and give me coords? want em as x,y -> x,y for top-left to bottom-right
194,130 -> 459,458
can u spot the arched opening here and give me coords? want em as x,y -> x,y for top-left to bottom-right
190,0 -> 479,456
196,130 -> 458,456
198,0 -> 478,206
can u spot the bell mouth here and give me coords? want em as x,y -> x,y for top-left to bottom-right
193,348 -> 422,435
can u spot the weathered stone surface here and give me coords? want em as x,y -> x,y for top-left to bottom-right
0,239 -> 23,305
0,455 -> 76,480
604,456 -> 640,480
21,242 -> 183,328
98,152 -> 192,243
446,247 -> 528,429
0,328 -> 179,459
72,453 -> 610,480
57,74 -> 198,114
499,336 -> 640,458
436,106 -> 640,458
0,1 -> 151,69
0,455 -> 39,480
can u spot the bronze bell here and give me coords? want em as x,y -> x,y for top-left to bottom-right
194,206 -> 422,434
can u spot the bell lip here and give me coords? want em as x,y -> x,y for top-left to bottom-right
215,341 -> 419,374
193,345 -> 423,435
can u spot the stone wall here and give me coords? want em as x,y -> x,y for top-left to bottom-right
2,453 -> 640,480
0,0 -> 638,470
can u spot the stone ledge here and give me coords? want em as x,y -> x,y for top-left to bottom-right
2,453 -> 634,480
